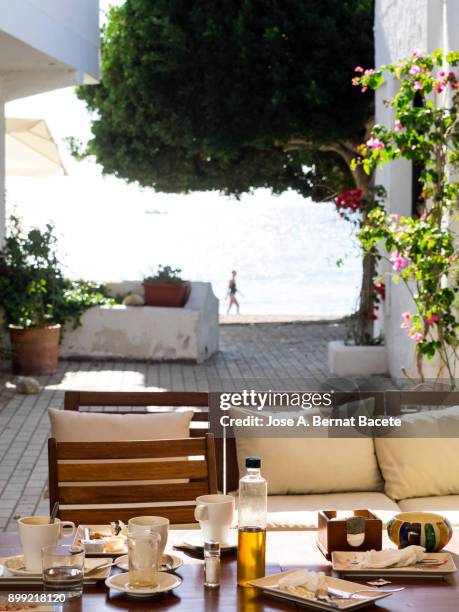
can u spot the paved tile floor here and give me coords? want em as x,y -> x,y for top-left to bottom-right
0,320 -> 389,531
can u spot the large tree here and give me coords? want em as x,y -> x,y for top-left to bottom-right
77,0 -> 374,199
76,0 -> 376,337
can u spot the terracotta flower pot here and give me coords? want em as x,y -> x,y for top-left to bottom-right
9,324 -> 61,375
143,281 -> 191,307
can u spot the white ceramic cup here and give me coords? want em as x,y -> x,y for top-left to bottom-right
194,494 -> 235,544
128,516 -> 169,560
17,516 -> 76,572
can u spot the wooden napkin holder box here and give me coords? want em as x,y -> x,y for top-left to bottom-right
317,509 -> 382,560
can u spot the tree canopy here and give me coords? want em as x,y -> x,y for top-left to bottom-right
76,0 -> 374,198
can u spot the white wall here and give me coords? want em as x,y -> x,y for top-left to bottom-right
0,1 -> 100,243
0,0 -> 99,82
375,0 -> 458,379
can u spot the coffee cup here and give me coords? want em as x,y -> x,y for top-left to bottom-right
194,494 -> 235,544
128,516 -> 169,559
17,516 -> 76,572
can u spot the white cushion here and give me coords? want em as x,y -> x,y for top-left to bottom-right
398,496 -> 459,527
48,408 -> 193,441
230,406 -> 383,495
375,406 -> 459,500
266,492 -> 400,530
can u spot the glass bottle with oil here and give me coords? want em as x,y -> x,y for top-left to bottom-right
237,456 -> 267,587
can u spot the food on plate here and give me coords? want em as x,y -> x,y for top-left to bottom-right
278,570 -> 328,599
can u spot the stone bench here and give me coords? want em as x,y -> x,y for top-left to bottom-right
60,281 -> 219,363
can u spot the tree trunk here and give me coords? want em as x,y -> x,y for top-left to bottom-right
285,137 -> 376,344
358,251 -> 376,344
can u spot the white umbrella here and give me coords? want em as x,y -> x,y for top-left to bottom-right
5,118 -> 67,177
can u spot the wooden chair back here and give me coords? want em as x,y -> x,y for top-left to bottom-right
63,390 -> 234,492
48,433 -> 217,525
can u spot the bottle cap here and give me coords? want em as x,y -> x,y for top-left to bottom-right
246,456 -> 261,468
204,540 -> 220,553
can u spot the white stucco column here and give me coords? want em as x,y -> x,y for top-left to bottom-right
0,100 -> 4,246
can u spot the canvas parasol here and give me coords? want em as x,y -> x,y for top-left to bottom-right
5,118 -> 67,177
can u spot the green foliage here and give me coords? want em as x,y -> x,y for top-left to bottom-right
144,265 -> 183,283
354,51 -> 459,383
0,216 -> 114,331
75,0 -> 374,197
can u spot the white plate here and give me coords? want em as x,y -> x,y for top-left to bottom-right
105,571 -> 182,598
74,524 -> 127,556
115,553 -> 183,572
2,555 -> 112,581
182,531 -> 237,550
250,570 -> 393,610
332,551 -> 458,579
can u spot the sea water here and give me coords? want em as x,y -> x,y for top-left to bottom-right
6,178 -> 361,317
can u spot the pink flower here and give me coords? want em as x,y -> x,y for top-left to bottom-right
389,250 -> 408,271
435,80 -> 446,93
364,68 -> 375,76
410,48 -> 423,58
425,315 -> 439,325
409,65 -> 421,76
355,66 -> 364,73
394,119 -> 404,132
439,70 -> 446,78
352,77 -> 360,86
361,86 -> 368,93
414,81 -> 424,90
366,137 -> 385,150
402,312 -> 412,322
392,213 -> 400,222
401,321 -> 410,329
411,331 -> 424,343
420,212 -> 427,221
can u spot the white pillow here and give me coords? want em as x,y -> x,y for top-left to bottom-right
230,406 -> 383,495
375,406 -> 459,500
48,408 -> 193,442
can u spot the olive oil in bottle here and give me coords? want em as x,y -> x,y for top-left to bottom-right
237,457 -> 267,586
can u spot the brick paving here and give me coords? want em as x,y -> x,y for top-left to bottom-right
0,320 -> 389,531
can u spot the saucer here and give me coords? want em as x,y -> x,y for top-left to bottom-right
105,571 -> 182,598
115,554 -> 183,572
4,556 -> 40,576
182,531 -> 237,550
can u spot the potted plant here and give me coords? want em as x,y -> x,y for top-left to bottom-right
143,265 -> 190,307
0,216 -> 111,375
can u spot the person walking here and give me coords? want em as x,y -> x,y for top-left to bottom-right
227,270 -> 241,314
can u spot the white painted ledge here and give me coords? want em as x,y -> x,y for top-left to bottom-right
60,282 -> 219,363
328,340 -> 388,376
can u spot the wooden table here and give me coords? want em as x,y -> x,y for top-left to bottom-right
1,529 -> 458,611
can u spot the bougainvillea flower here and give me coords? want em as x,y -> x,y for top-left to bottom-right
409,65 -> 421,76
390,251 -> 408,271
402,312 -> 412,322
425,315 -> 439,325
354,66 -> 364,73
413,81 -> 424,90
410,48 -> 423,57
394,119 -> 404,132
410,331 -> 424,343
366,137 -> 385,150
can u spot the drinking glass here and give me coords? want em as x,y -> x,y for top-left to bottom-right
127,531 -> 161,588
42,544 -> 85,599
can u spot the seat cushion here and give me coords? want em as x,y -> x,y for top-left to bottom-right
48,408 -> 193,441
266,492 -> 400,530
375,406 -> 459,500
230,404 -> 383,495
398,496 -> 459,527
